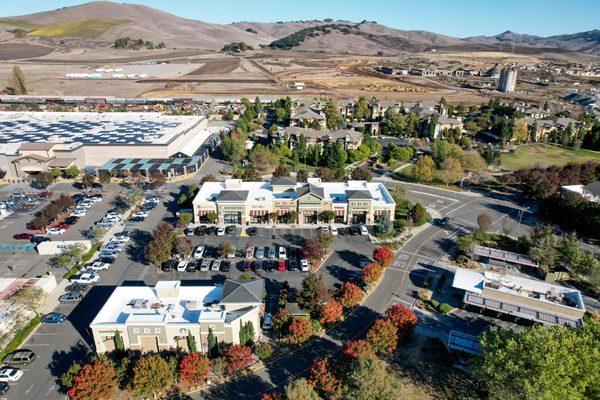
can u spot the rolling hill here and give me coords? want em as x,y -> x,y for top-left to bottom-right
0,1 -> 598,56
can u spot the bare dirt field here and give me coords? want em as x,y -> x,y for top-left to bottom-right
0,43 -> 54,60
186,58 -> 241,75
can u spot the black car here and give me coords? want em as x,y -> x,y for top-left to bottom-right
71,193 -> 85,202
338,227 -> 348,236
65,283 -> 88,293
64,216 -> 79,225
0,382 -> 8,395
220,261 -> 231,272
225,225 -> 236,235
349,226 -> 360,235
186,262 -> 198,272
130,216 -> 145,222
288,259 -> 298,271
206,226 -> 217,235
162,260 -> 177,272
252,261 -> 262,272
31,236 -> 52,244
195,225 -> 207,235
242,261 -> 252,272
99,256 -> 116,264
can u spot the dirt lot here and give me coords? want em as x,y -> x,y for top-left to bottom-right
186,58 -> 241,75
0,42 -> 55,60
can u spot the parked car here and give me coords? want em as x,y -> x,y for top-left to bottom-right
2,350 -> 36,366
87,261 -> 110,271
31,236 -> 51,244
0,367 -> 23,382
226,247 -> 236,258
200,259 -> 211,272
69,272 -> 100,284
113,232 -> 131,241
242,261 -> 252,272
162,260 -> 177,272
206,226 -> 217,235
64,216 -> 79,225
288,259 -> 298,271
0,382 -> 8,395
99,256 -> 116,264
177,261 -> 188,272
278,246 -> 287,259
46,228 -> 66,235
129,216 -> 145,223
247,227 -> 258,236
176,209 -> 193,216
267,246 -> 276,258
41,313 -> 67,324
99,250 -> 120,258
186,262 -> 197,272
211,259 -> 221,271
349,226 -> 360,235
217,227 -> 225,236
277,260 -> 286,272
193,245 -> 205,259
194,225 -> 207,236
262,313 -> 273,330
184,227 -> 195,236
57,223 -> 71,230
245,246 -> 255,259
220,261 -> 231,272
59,292 -> 82,304
329,226 -> 338,236
65,283 -> 88,293
300,259 -> 309,272
360,225 -> 369,235
252,261 -> 262,272
255,247 -> 265,259
225,225 -> 236,235
13,233 -> 34,240
70,210 -> 87,218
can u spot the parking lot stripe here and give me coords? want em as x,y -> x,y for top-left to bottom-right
25,343 -> 49,347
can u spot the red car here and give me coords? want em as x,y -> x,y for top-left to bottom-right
26,224 -> 45,231
277,260 -> 286,272
57,223 -> 70,230
13,233 -> 34,240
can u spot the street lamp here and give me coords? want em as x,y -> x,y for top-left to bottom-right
515,206 -> 529,237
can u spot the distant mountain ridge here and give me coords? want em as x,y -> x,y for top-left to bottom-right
2,1 -> 599,55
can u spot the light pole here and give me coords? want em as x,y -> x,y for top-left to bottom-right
515,206 -> 529,237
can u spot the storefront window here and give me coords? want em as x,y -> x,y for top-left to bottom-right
351,212 -> 367,224
224,212 -> 241,224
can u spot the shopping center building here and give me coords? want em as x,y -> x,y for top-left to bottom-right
0,111 -> 216,179
192,177 -> 396,225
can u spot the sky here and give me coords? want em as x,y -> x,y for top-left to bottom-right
3,0 -> 599,38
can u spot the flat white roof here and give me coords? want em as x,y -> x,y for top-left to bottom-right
194,180 -> 395,206
91,282 -> 224,327
453,269 -> 485,294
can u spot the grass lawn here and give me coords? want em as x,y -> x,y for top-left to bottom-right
29,19 -> 130,39
499,143 -> 600,171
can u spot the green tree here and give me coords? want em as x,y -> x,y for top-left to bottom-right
354,96 -> 371,120
82,173 -> 95,188
376,212 -> 393,235
221,131 -> 247,162
432,139 -> 448,166
341,356 -> 402,400
35,172 -> 55,188
512,118 -> 528,143
285,378 -> 321,400
323,98 -> 342,129
410,203 -> 430,226
351,167 -> 371,181
8,65 -> 28,95
132,354 -> 173,398
187,332 -> 197,353
207,327 -> 218,358
412,155 -> 435,182
63,165 -> 80,179
114,330 -> 124,351
440,157 -> 463,186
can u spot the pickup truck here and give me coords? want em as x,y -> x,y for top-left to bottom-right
69,272 -> 100,284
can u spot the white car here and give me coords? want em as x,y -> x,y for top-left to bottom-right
86,196 -> 102,203
69,272 -> 100,284
0,367 -> 23,382
360,225 -> 369,236
87,261 -> 110,271
70,210 -> 87,218
47,228 -> 66,235
278,246 -> 287,259
217,227 -> 225,236
77,202 -> 92,209
145,197 -> 160,204
177,260 -> 188,272
300,259 -> 309,272
105,213 -> 124,220
100,244 -> 124,253
262,313 -> 273,330
111,235 -> 130,244
193,245 -> 205,259
131,212 -> 148,219
99,250 -> 120,258
329,226 -> 338,236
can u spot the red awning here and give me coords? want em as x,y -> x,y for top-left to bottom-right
374,210 -> 381,216
335,209 -> 345,216
198,210 -> 209,216
277,210 -> 286,216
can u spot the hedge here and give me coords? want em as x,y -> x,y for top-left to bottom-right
0,316 -> 41,359
63,242 -> 102,279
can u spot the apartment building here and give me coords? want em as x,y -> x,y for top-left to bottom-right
90,280 -> 263,353
192,177 -> 396,226
452,269 -> 585,328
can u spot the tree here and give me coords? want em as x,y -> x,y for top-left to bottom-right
317,231 -> 333,248
8,65 -> 28,95
176,236 -> 193,255
389,145 -> 414,162
351,167 -> 372,181
319,300 -> 343,324
315,166 -> 335,181
285,378 -> 321,400
179,353 -> 210,388
385,304 -> 417,341
341,356 -> 402,400
207,211 -> 218,224
50,243 -> 86,272
323,98 -> 342,129
375,212 -> 393,235
82,173 -> 95,188
302,239 -> 325,264
63,165 -> 80,179
221,132 -> 247,162
60,361 -> 82,391
354,96 -> 371,120
512,118 -> 528,143
462,151 -> 487,171
321,210 -> 335,224
114,330 -> 124,351
224,344 -> 254,374
145,222 -> 176,266
338,282 -> 362,308
477,212 -> 493,233
473,322 -> 600,400
220,240 -> 235,258
299,273 -> 329,312
373,247 -> 394,268
35,172 -> 55,188
288,318 -> 313,345
249,144 -> 280,172
272,309 -> 293,334
440,157 -> 463,186
200,174 -> 216,184
366,318 -> 398,354
239,321 -> 255,346
432,139 -> 448,166
273,164 -> 290,177
132,354 -> 173,398
253,341 -> 273,360
67,359 -> 117,400
361,263 -> 384,287
412,155 -> 435,182
341,340 -> 376,360
207,327 -> 217,357
309,358 -> 342,399
297,169 -> 309,182
12,286 -> 45,317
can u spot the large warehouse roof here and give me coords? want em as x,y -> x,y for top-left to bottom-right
0,112 -> 205,147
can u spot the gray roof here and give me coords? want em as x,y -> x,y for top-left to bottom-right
221,279 -> 264,304
216,190 -> 249,202
292,106 -> 325,121
346,190 -> 373,200
297,184 -> 324,199
271,176 -> 297,186
582,181 -> 600,196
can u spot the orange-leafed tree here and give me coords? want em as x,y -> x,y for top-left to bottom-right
262,392 -> 283,400
67,359 -> 117,400
385,304 -> 418,341
179,352 -> 210,387
366,318 -> 398,354
338,282 -> 363,308
288,318 -> 313,345
309,357 -> 342,399
319,300 -> 343,325
373,246 -> 394,268
361,262 -> 384,287
224,344 -> 254,374
341,339 -> 376,360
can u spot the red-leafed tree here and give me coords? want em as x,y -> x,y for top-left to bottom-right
366,318 -> 398,354
262,392 -> 283,400
179,352 -> 210,387
341,339 -> 376,360
224,344 -> 254,374
338,282 -> 363,308
288,318 -> 313,345
319,300 -> 343,325
373,246 -> 394,268
302,238 -> 325,264
67,359 -> 117,400
361,262 -> 384,287
309,357 -> 342,399
385,304 -> 418,341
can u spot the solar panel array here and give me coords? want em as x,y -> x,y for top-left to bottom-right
100,153 -> 207,173
0,117 -> 183,145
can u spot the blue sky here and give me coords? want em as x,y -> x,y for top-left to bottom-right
4,0 -> 599,37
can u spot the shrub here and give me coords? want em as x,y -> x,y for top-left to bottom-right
224,344 -> 254,374
253,341 -> 274,360
288,318 -> 313,345
438,303 -> 454,314
373,247 -> 394,268
366,318 -> 398,354
178,352 -> 210,387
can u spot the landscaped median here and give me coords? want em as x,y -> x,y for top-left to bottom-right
62,242 -> 102,280
0,316 -> 41,360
